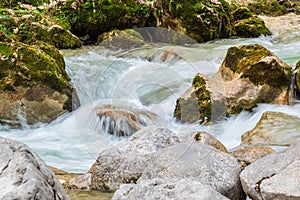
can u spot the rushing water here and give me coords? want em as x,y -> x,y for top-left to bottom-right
1,18 -> 300,173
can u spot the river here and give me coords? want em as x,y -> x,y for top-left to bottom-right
1,14 -> 300,173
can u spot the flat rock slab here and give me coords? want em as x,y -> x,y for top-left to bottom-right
242,111 -> 300,146
0,136 -> 69,200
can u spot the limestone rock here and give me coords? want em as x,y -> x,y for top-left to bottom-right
141,143 -> 245,200
241,111 -> 300,146
112,178 -> 230,200
0,136 -> 69,200
230,145 -> 275,169
240,140 -> 300,200
180,131 -> 228,153
90,126 -> 180,191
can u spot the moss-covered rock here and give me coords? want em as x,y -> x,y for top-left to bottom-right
232,7 -> 253,21
0,7 -> 82,49
228,0 -> 296,16
220,44 -> 291,114
234,16 -> 272,38
174,74 -> 212,123
0,41 -> 75,126
97,29 -> 145,49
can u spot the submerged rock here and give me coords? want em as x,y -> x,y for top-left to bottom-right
0,136 -> 69,199
240,140 -> 300,200
89,126 -> 180,191
241,111 -> 300,146
95,104 -> 159,137
113,178 -> 230,200
141,143 -> 245,200
174,44 -> 292,123
230,145 -> 275,169
0,42 -> 76,126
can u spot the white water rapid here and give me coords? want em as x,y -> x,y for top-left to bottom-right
1,15 -> 300,173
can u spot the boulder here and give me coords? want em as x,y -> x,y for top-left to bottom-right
234,16 -> 271,38
174,44 -> 292,123
174,74 -> 226,123
0,8 -> 82,49
113,178 -> 230,200
180,131 -> 228,153
230,145 -> 275,169
0,42 -> 76,126
89,126 -> 180,191
240,140 -> 300,200
219,44 -> 291,113
241,111 -> 300,146
226,0 -> 296,16
141,143 -> 245,200
98,29 -> 145,49
95,104 -> 159,137
0,136 -> 69,200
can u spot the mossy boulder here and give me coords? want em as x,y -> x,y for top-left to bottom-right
234,16 -> 272,38
0,7 -> 82,49
228,0 -> 296,16
174,44 -> 291,123
0,42 -> 75,126
219,44 -> 291,114
97,29 -> 145,49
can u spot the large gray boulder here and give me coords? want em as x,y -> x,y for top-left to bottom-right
90,126 -> 180,191
0,136 -> 69,200
140,143 -> 245,200
112,178 -> 229,200
240,140 -> 300,200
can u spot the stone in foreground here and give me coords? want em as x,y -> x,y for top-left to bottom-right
113,178 -> 230,200
0,136 -> 69,200
141,143 -> 245,200
240,140 -> 300,200
90,126 -> 180,191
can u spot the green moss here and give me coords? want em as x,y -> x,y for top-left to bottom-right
248,0 -> 290,16
234,16 -> 272,38
192,75 -> 212,121
232,7 -> 252,21
0,42 -> 71,94
223,44 -> 291,89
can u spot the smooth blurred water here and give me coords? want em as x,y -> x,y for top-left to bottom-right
1,24 -> 300,173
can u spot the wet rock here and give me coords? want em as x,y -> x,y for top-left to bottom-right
98,29 -> 145,49
95,104 -> 159,137
240,140 -> 300,200
241,111 -> 300,146
0,42 -> 75,126
0,136 -> 69,200
230,145 -> 275,169
174,74 -> 226,123
89,126 -> 180,191
141,143 -> 245,200
219,44 -> 291,113
180,131 -> 228,153
113,178 -> 230,200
